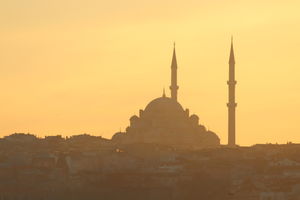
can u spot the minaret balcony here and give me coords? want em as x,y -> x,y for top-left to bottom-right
227,102 -> 237,107
227,80 -> 237,85
169,85 -> 179,90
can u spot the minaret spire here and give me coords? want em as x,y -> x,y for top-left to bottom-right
229,36 -> 235,64
170,43 -> 179,101
227,37 -> 237,147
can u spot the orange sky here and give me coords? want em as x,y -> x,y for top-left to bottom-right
1,0 -> 300,145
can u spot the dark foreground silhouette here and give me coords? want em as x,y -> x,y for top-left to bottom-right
0,133 -> 300,200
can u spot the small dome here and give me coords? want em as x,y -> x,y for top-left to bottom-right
144,97 -> 184,115
111,132 -> 125,141
190,114 -> 199,120
130,115 -> 139,121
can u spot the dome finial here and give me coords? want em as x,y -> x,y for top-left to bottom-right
162,88 -> 166,98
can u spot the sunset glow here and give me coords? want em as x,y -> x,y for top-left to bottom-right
1,0 -> 300,145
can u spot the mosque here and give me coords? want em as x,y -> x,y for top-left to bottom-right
112,45 -> 221,148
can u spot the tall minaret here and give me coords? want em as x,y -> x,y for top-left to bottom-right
170,43 -> 179,101
227,37 -> 237,147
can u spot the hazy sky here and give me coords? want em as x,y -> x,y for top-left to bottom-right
1,0 -> 300,145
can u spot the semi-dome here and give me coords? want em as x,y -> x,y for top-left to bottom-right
144,96 -> 184,115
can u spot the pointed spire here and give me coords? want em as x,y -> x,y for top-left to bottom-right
171,42 -> 177,69
170,42 -> 179,101
229,36 -> 235,64
162,88 -> 166,98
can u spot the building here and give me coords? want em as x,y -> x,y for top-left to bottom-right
112,45 -> 220,148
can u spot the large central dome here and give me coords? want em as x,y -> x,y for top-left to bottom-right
144,96 -> 184,115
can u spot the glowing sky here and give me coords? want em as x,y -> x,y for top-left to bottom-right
1,0 -> 300,145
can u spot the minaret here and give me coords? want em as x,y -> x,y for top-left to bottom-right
227,37 -> 237,147
170,43 -> 179,101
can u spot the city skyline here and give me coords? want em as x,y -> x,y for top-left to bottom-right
1,0 -> 300,146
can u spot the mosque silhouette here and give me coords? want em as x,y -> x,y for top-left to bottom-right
111,41 -> 238,148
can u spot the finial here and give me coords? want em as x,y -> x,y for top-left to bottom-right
231,35 -> 233,44
173,42 -> 176,49
162,88 -> 166,98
